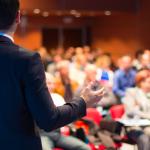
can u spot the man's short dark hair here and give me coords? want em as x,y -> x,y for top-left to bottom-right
0,0 -> 19,30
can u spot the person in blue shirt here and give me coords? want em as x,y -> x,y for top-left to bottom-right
113,55 -> 136,101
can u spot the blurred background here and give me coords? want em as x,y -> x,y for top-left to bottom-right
15,1 -> 150,150
16,0 -> 150,61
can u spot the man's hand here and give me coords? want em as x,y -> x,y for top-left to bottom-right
80,81 -> 105,108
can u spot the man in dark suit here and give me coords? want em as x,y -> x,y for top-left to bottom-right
0,0 -> 104,150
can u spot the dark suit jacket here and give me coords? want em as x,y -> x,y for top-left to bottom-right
0,36 -> 86,150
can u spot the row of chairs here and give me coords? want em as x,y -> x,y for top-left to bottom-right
54,104 -> 133,150
84,106 -> 124,150
85,105 -> 137,150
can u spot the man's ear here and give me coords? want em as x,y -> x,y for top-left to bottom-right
15,10 -> 21,24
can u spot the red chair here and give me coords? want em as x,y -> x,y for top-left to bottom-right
88,143 -> 106,150
109,105 -> 137,149
60,126 -> 70,136
83,108 -> 103,125
74,120 -> 89,134
104,105 -> 125,149
74,108 -> 103,135
83,108 -> 107,150
109,104 -> 125,120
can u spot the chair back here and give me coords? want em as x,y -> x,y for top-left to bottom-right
109,105 -> 125,120
84,108 -> 103,125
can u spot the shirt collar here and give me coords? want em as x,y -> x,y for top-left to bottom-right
0,32 -> 14,42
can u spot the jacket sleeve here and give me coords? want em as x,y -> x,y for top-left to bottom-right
23,52 -> 86,132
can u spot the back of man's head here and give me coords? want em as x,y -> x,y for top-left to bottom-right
0,0 -> 19,30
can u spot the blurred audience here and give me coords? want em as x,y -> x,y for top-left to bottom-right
140,53 -> 150,70
47,54 -> 63,75
132,49 -> 144,70
113,55 -> 136,101
133,49 -> 150,71
74,64 -> 98,97
69,53 -> 88,85
122,69 -> 150,150
95,52 -> 118,107
36,45 -> 150,150
54,60 -> 78,102
75,64 -> 117,109
96,54 -> 114,88
64,47 -> 75,61
41,72 -> 91,150
37,46 -> 52,69
123,69 -> 150,121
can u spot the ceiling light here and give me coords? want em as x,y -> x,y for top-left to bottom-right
33,9 -> 41,14
75,13 -> 81,18
70,10 -> 77,15
42,11 -> 49,17
104,11 -> 111,16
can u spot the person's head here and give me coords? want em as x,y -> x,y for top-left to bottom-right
95,54 -> 112,69
64,47 -> 75,60
45,72 -> 56,92
0,0 -> 20,33
84,64 -> 97,82
135,69 -> 150,93
119,55 -> 132,71
55,47 -> 64,55
144,49 -> 150,55
75,54 -> 87,67
75,47 -> 83,55
135,49 -> 144,60
56,60 -> 70,76
140,53 -> 150,69
53,55 -> 62,63
83,45 -> 90,53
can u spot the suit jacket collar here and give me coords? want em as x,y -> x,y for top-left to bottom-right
0,35 -> 13,44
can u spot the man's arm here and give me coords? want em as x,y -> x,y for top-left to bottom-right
23,53 -> 86,132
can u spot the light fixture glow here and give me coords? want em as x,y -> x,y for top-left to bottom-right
33,9 -> 41,14
42,11 -> 49,17
75,13 -> 81,18
70,10 -> 77,15
104,11 -> 111,16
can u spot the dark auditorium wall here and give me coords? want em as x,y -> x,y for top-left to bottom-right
92,0 -> 150,60
15,27 -> 42,51
14,16 -> 93,50
138,0 -> 150,48
91,14 -> 140,60
14,0 -> 150,60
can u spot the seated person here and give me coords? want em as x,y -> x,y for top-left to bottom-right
75,64 -> 117,109
54,60 -> 79,102
123,69 -> 150,150
133,50 -> 150,71
123,69 -> 150,122
41,72 -> 91,150
95,54 -> 114,88
113,55 -> 136,101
